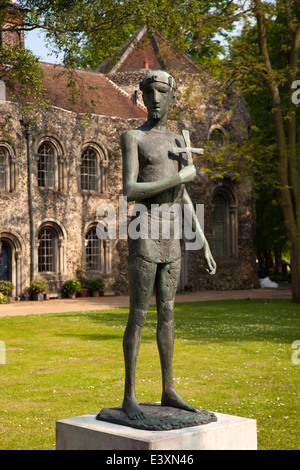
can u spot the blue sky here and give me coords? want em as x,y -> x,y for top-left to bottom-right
25,29 -> 63,64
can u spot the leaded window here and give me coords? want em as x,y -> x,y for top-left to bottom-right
38,229 -> 55,272
81,148 -> 97,191
38,143 -> 55,188
86,227 -> 102,271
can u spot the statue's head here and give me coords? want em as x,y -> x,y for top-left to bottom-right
139,71 -> 177,92
140,71 -> 176,121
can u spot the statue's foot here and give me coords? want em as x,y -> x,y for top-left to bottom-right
122,397 -> 146,420
161,388 -> 198,413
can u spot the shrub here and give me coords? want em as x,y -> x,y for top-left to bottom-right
61,279 -> 82,294
0,292 -> 8,304
88,278 -> 105,292
0,280 -> 14,297
29,279 -> 48,295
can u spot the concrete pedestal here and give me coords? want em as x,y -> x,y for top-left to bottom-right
56,412 -> 257,450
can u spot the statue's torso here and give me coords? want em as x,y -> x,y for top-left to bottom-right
136,129 -> 185,207
129,129 -> 186,263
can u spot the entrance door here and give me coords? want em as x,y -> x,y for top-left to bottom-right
0,241 -> 10,281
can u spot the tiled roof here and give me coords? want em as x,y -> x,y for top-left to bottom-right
95,26 -> 205,75
33,62 -> 147,119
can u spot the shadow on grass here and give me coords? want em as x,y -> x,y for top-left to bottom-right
54,299 -> 300,345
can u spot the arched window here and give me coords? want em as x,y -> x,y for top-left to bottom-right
36,221 -> 66,276
86,226 -> 101,270
208,126 -> 227,152
209,129 -> 225,148
36,138 -> 65,191
38,143 -> 55,188
81,148 -> 97,191
80,143 -> 108,193
85,224 -> 111,273
0,144 -> 17,192
212,185 -> 238,257
38,228 -> 55,272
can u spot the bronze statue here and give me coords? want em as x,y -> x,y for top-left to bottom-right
121,71 -> 216,421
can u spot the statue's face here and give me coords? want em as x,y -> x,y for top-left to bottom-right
142,82 -> 174,120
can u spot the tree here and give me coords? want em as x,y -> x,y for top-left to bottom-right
1,1 -> 243,67
205,1 -> 300,302
0,1 -> 47,117
252,0 -> 300,302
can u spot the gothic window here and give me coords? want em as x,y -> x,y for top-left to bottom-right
0,144 -> 16,192
81,148 -> 97,191
36,221 -> 66,277
208,127 -> 227,151
38,228 -> 55,272
85,224 -> 111,273
212,186 -> 238,257
86,226 -> 101,270
80,144 -> 108,193
36,138 -> 65,191
38,143 -> 55,188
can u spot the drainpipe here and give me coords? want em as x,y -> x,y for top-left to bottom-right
21,121 -> 34,281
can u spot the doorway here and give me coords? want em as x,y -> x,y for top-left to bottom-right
0,241 -> 10,281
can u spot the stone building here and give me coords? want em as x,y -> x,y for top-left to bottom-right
0,12 -> 258,299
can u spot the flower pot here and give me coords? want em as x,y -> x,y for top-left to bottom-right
33,293 -> 44,301
92,290 -> 100,297
68,292 -> 76,299
80,288 -> 88,297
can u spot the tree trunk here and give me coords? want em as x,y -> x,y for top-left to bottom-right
291,242 -> 300,303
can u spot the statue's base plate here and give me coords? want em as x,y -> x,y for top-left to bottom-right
96,403 -> 217,431
56,411 -> 257,450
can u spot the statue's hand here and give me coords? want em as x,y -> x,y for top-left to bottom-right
204,243 -> 217,275
179,165 -> 196,184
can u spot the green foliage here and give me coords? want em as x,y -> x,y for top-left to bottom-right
88,277 -> 105,292
14,0 -> 243,69
29,279 -> 48,294
0,280 -> 14,296
0,292 -> 8,303
0,43 -> 49,117
61,279 -> 82,294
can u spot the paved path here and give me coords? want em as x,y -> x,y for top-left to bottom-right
0,285 -> 292,317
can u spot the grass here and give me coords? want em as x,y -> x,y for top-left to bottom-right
0,298 -> 299,450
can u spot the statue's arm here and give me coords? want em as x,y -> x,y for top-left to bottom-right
122,131 -> 195,201
182,188 -> 217,275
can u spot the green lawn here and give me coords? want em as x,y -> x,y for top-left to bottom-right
0,298 -> 299,450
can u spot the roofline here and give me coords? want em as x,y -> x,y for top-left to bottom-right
94,25 -> 210,76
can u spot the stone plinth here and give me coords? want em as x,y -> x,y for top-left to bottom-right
56,412 -> 257,450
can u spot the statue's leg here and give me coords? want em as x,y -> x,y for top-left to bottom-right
122,256 -> 157,420
156,259 -> 197,412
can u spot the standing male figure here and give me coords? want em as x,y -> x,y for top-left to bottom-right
122,71 -> 216,420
